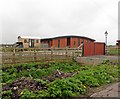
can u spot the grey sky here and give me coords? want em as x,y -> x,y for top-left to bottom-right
1,0 -> 118,45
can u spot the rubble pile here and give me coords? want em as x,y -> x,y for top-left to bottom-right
3,77 -> 39,91
2,77 -> 46,98
42,69 -> 78,82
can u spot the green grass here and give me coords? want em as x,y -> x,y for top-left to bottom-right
108,48 -> 119,55
2,60 -> 119,97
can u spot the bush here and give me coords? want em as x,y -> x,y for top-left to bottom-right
46,78 -> 86,97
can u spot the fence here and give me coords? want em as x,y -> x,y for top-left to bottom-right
106,46 -> 119,55
2,48 -> 82,64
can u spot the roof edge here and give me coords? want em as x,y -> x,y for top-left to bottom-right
18,36 -> 41,39
41,35 -> 95,41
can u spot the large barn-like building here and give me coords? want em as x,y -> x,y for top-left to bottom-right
41,35 -> 95,48
16,35 -> 105,56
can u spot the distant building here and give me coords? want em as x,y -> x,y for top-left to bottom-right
41,35 -> 95,48
117,40 -> 120,48
17,36 -> 41,48
0,44 -> 14,48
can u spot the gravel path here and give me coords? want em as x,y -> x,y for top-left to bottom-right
75,55 -> 118,65
90,82 -> 120,97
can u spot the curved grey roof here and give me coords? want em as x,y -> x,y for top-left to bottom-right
18,36 -> 41,39
41,35 -> 95,41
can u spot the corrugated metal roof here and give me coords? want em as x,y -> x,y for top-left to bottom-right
18,36 -> 41,39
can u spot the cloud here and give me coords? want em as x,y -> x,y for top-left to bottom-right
1,0 -> 118,44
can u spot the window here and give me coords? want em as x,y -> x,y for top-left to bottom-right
24,39 -> 27,43
36,40 -> 39,43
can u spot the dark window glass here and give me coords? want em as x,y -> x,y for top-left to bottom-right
58,40 -> 60,48
36,40 -> 39,43
24,39 -> 27,43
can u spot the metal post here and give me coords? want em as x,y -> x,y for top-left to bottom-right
105,31 -> 108,55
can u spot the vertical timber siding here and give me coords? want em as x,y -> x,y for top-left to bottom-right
95,42 -> 105,55
84,42 -> 105,56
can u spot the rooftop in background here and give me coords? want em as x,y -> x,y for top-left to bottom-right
117,40 -> 120,42
41,35 -> 95,41
18,36 -> 41,39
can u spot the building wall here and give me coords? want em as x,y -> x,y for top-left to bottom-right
70,37 -> 94,48
52,38 -> 67,48
41,37 -> 95,48
34,39 -> 41,48
94,42 -> 105,55
84,42 -> 95,56
84,42 -> 105,56
18,38 -> 29,48
60,38 -> 67,48
52,39 -> 58,48
18,37 -> 40,48
70,37 -> 79,48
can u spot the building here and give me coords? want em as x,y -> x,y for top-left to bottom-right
0,44 -> 14,48
116,40 -> 120,48
17,36 -> 41,48
41,35 -> 95,48
16,35 -> 105,56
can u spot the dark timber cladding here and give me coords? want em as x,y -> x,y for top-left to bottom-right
41,35 -> 95,48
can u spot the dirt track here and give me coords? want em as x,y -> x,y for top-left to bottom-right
90,82 -> 120,97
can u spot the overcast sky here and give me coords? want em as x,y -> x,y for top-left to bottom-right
1,0 -> 119,45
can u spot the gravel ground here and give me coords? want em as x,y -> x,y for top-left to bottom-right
90,82 -> 120,97
75,55 -> 119,65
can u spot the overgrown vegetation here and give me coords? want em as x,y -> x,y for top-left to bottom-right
2,60 -> 119,98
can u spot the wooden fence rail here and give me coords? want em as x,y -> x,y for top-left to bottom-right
2,48 -> 82,64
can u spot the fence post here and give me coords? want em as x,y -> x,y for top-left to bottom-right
12,48 -> 15,63
34,49 -> 36,61
51,48 -> 53,60
72,52 -> 75,60
81,44 -> 84,57
66,47 -> 68,57
77,48 -> 81,57
44,49 -> 47,60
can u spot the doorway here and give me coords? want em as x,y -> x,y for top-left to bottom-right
67,37 -> 70,48
58,40 -> 60,48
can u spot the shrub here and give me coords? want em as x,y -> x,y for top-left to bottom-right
46,78 -> 86,97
